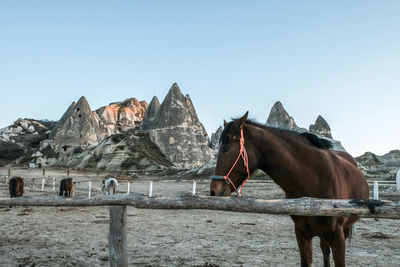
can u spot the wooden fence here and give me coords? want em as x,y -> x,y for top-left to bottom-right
1,195 -> 399,267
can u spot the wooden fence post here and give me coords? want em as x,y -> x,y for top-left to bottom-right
127,182 -> 130,195
192,181 -> 196,196
149,181 -> 153,197
88,181 -> 92,198
396,169 -> 400,192
52,177 -> 56,192
373,181 -> 379,200
67,169 -> 70,176
41,178 -> 45,191
109,205 -> 127,267
8,168 -> 11,178
43,168 -> 46,176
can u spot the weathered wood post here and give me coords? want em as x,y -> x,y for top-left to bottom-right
52,177 -> 56,192
373,181 -> 379,200
396,169 -> 400,192
126,182 -> 130,195
88,181 -> 92,198
192,181 -> 196,196
41,178 -> 45,191
6,168 -> 11,184
149,181 -> 153,197
32,178 -> 35,190
109,205 -> 127,267
67,169 -> 70,176
43,168 -> 46,176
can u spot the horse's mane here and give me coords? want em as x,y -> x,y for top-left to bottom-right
221,119 -> 332,149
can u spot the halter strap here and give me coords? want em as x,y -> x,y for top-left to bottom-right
213,128 -> 250,197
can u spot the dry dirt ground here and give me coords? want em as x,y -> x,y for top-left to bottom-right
0,168 -> 399,267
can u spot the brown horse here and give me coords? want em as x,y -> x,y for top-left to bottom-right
9,177 -> 24,198
59,178 -> 74,197
210,112 -> 369,267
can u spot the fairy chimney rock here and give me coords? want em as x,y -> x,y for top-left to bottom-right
52,96 -> 102,152
266,101 -> 298,130
309,115 -> 333,139
140,96 -> 161,131
141,83 -> 213,168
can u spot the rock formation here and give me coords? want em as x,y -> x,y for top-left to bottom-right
140,96 -> 160,131
0,118 -> 56,165
52,96 -> 102,152
266,101 -> 299,131
356,150 -> 400,179
140,83 -> 214,169
309,115 -> 332,139
96,98 -> 148,135
265,101 -> 345,151
51,96 -> 148,153
209,126 -> 223,151
64,129 -> 172,171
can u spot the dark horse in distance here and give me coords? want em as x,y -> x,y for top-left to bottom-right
210,112 -> 369,267
9,177 -> 24,198
59,178 -> 74,197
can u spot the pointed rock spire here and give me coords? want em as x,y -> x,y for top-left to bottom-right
266,101 -> 298,130
140,96 -> 160,130
309,115 -> 332,139
140,83 -> 213,168
52,96 -> 101,152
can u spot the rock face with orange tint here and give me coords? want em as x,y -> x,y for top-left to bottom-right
96,98 -> 148,135
141,83 -> 214,169
51,96 -> 148,153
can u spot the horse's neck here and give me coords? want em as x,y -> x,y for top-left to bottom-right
250,125 -> 311,196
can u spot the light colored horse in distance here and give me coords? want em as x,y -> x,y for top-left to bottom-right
102,177 -> 118,195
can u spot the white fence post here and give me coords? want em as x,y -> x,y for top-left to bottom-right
41,178 -> 45,191
88,181 -> 92,198
192,181 -> 196,196
126,182 -> 130,195
52,177 -> 56,192
149,181 -> 153,197
373,181 -> 379,200
396,169 -> 400,192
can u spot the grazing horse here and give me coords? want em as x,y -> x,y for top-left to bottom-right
102,177 -> 118,195
210,112 -> 369,267
9,177 -> 24,198
59,178 -> 74,197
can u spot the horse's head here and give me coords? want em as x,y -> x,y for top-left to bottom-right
210,111 -> 258,197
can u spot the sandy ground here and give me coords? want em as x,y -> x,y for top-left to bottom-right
0,168 -> 399,267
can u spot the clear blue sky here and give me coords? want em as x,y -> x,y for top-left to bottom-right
1,1 -> 399,157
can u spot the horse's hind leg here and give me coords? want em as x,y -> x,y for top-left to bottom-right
330,227 -> 346,267
295,227 -> 313,267
320,238 -> 331,267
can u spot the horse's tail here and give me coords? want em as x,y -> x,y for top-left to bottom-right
59,180 -> 64,196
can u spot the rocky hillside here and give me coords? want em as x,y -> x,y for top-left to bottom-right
356,150 -> 400,179
0,119 -> 57,165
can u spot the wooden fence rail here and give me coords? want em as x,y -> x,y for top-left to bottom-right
1,195 -> 399,266
1,195 -> 400,219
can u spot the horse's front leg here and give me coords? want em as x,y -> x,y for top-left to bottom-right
330,227 -> 346,267
295,226 -> 313,267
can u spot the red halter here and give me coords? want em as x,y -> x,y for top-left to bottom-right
221,128 -> 250,197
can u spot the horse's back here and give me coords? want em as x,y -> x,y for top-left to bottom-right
328,150 -> 369,199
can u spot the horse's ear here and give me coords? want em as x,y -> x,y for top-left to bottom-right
223,120 -> 228,127
238,111 -> 249,129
